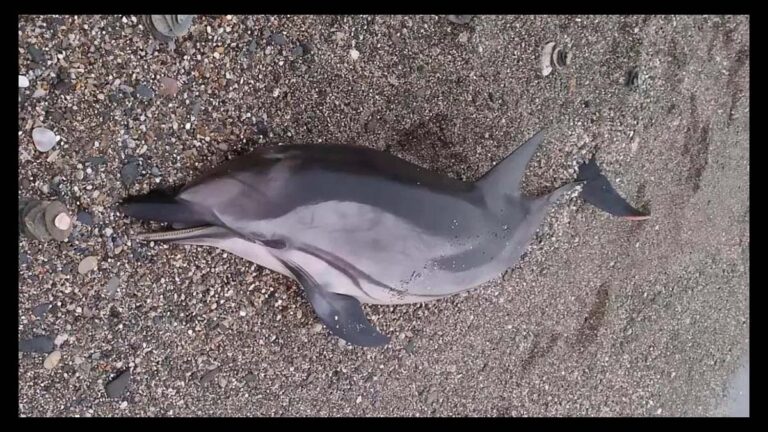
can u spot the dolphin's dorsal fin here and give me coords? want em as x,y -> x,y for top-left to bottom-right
475,129 -> 546,198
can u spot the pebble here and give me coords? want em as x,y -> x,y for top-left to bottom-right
135,83 -> 154,100
106,277 -> 120,297
54,334 -> 68,346
78,256 -> 99,274
43,350 -> 62,369
447,15 -> 474,24
151,167 -> 161,177
76,211 -> 93,226
200,367 -> 220,384
19,336 -> 55,353
244,373 -> 258,383
32,88 -> 47,98
291,45 -> 304,58
54,212 -> 71,230
120,161 -> 140,187
269,33 -> 288,46
119,84 -> 134,94
32,302 -> 52,318
28,46 -> 46,64
311,323 -> 323,333
32,127 -> 59,152
458,32 -> 469,43
19,253 -> 30,266
19,75 -> 30,88
350,49 -> 360,61
356,395 -> 362,404
158,77 -> 180,97
105,370 -> 131,398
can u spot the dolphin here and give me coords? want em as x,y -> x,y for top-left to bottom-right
119,130 -> 649,347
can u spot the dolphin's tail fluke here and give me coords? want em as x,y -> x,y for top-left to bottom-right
575,155 -> 650,220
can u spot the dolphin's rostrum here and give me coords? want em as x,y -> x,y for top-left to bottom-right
120,130 -> 649,347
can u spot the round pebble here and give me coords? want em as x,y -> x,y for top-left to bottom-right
54,212 -> 71,230
32,127 -> 58,152
19,75 -> 30,88
78,256 -> 99,274
350,49 -> 360,61
43,350 -> 61,369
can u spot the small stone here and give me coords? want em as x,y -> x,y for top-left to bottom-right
135,83 -> 154,100
268,33 -> 288,46
32,127 -> 59,152
426,389 -> 439,404
28,46 -> 46,63
365,118 -> 380,133
349,49 -> 360,61
54,334 -> 68,346
105,370 -> 131,398
446,15 -> 473,24
158,77 -> 179,97
200,367 -> 220,384
32,88 -> 47,98
247,39 -> 259,53
244,373 -> 258,383
120,161 -> 140,187
32,303 -> 52,318
43,350 -> 62,369
19,75 -> 30,88
120,401 -> 128,409
356,395 -> 362,404
151,166 -> 161,177
19,336 -> 55,353
78,256 -> 99,275
77,211 -> 93,226
291,45 -> 304,58
106,277 -> 120,297
458,32 -> 469,43
54,212 -> 71,230
311,323 -> 323,333
119,84 -> 134,94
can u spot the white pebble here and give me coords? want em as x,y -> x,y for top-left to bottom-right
54,334 -> 68,346
44,351 -> 62,369
32,88 -> 47,98
349,49 -> 360,61
19,75 -> 30,88
32,127 -> 59,152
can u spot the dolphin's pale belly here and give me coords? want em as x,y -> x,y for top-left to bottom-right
214,200 -> 520,304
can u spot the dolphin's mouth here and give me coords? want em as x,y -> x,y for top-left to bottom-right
133,226 -> 213,241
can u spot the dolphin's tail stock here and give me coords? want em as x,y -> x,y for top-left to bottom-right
575,155 -> 650,220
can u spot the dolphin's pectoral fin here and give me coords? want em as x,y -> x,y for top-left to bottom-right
278,259 -> 390,347
576,155 -> 650,220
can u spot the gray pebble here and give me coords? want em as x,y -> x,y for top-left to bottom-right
120,161 -> 140,187
119,84 -> 134,94
32,302 -> 52,318
105,370 -> 131,398
244,373 -> 258,383
291,45 -> 304,58
200,367 -> 220,384
269,33 -> 288,46
150,166 -> 161,177
19,336 -> 55,353
28,46 -> 46,64
446,15 -> 474,25
77,211 -> 93,226
19,253 -> 30,266
135,84 -> 154,100
106,277 -> 120,298
247,39 -> 259,53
